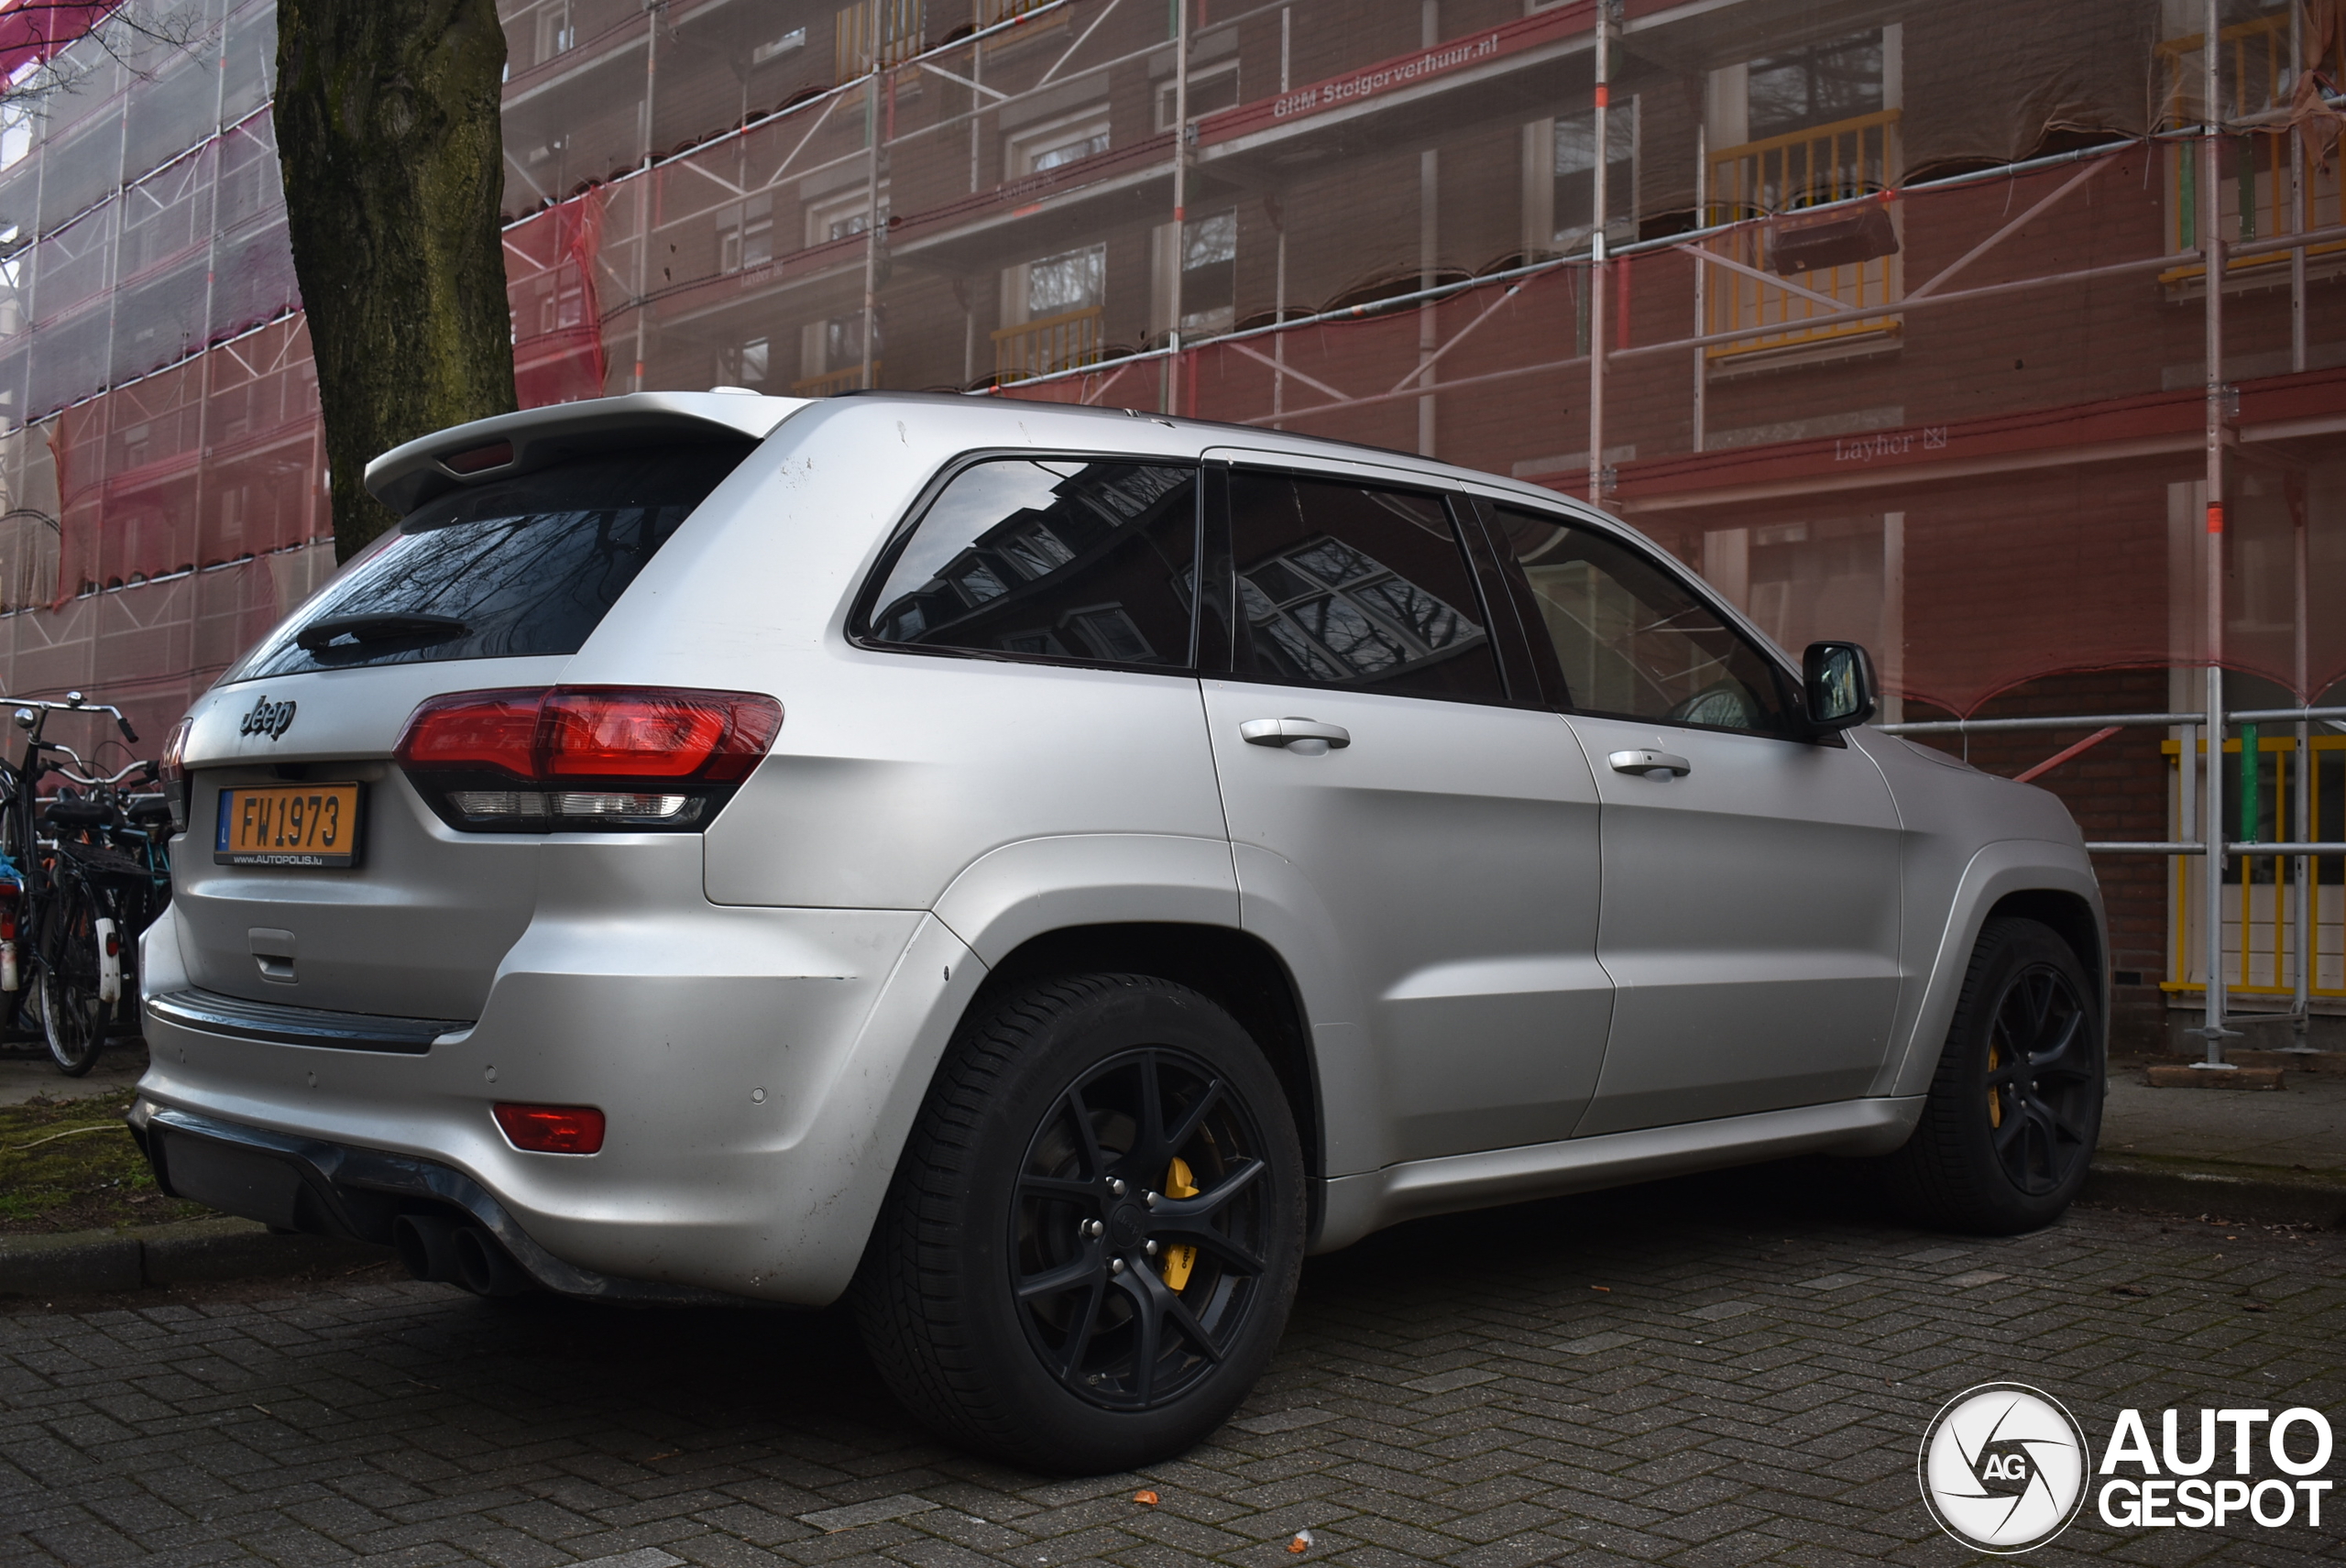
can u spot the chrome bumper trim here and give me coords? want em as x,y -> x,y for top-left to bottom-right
146,987 -> 470,1055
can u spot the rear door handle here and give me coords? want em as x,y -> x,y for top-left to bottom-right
1241,718 -> 1352,750
1609,748 -> 1691,778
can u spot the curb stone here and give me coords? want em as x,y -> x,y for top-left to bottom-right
0,1215 -> 385,1297
2080,1157 -> 2346,1228
4,1156 -> 2338,1300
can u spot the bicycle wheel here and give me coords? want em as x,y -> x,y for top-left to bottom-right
36,872 -> 107,1076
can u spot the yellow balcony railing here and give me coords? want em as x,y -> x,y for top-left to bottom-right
1701,108 -> 1902,362
2156,14 -> 2346,271
790,362 -> 879,398
2165,734 -> 2346,1000
836,0 -> 925,80
992,305 -> 1102,382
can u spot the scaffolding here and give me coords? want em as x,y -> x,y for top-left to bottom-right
0,0 -> 2339,1030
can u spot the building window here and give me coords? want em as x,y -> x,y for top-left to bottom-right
795,312 -> 876,395
1156,61 -> 1241,130
718,195 -> 774,272
1553,102 -> 1637,251
1014,244 -> 1106,320
805,186 -> 885,247
532,1 -> 576,65
732,336 -> 769,387
1007,110 -> 1111,178
1747,32 -> 1885,142
1153,209 -> 1237,338
995,244 -> 1105,379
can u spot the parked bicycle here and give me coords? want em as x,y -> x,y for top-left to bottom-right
0,693 -> 161,1076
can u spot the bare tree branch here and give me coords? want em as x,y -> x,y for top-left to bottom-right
0,1 -> 211,115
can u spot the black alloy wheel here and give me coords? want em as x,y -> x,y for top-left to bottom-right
856,972 -> 1305,1474
1979,961 -> 2097,1197
1009,1047 -> 1275,1411
1886,916 -> 2104,1234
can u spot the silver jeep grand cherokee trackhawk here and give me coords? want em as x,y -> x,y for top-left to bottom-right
133,390 -> 2106,1472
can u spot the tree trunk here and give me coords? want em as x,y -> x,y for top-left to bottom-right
275,0 -> 514,561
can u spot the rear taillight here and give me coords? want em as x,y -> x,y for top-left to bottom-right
160,717 -> 192,783
160,715 -> 192,836
492,1102 -> 605,1154
394,686 -> 781,832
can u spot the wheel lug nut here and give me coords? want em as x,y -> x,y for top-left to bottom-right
1145,1240 -> 1159,1256
1110,1257 -> 1125,1275
1108,1178 -> 1125,1196
1083,1220 -> 1104,1238
1145,1190 -> 1159,1209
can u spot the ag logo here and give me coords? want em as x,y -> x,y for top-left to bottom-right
238,695 -> 297,740
1919,1382 -> 2089,1553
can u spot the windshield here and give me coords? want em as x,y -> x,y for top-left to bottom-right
227,444 -> 753,683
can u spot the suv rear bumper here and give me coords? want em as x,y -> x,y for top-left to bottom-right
136,896 -> 985,1304
128,1102 -> 744,1303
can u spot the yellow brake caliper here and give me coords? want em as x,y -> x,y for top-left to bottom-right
1987,1041 -> 2003,1128
1160,1157 -> 1199,1291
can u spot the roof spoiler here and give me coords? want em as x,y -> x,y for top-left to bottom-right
363,391 -> 809,515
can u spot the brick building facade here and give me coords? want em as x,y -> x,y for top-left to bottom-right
0,0 -> 2337,1032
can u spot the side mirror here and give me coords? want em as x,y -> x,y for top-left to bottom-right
1803,641 -> 1877,733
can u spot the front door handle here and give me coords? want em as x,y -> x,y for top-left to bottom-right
1241,718 -> 1352,751
1609,747 -> 1691,778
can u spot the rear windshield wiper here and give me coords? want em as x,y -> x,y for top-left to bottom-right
295,612 -> 470,652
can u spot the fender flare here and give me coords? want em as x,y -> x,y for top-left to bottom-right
929,833 -> 1241,964
1881,839 -> 2106,1099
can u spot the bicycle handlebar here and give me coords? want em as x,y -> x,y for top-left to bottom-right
52,759 -> 155,789
9,693 -> 138,744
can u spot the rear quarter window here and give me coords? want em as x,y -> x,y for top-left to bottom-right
227,444 -> 752,682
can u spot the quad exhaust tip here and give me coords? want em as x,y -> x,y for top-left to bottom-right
391,1212 -> 537,1297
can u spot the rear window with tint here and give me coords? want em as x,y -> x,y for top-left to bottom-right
861,458 -> 1201,670
228,444 -> 752,682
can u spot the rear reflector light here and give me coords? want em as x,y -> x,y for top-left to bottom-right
493,1102 -> 606,1154
448,790 -> 692,825
395,686 -> 781,832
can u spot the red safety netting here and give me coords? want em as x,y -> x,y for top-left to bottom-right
995,125 -> 2346,713
0,0 -> 119,80
507,186 -> 612,407
5,0 -> 2344,747
44,314 -> 322,604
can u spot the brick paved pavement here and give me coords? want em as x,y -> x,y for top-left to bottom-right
4,1168 -> 2341,1568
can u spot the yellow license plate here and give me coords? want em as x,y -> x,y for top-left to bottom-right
214,783 -> 364,868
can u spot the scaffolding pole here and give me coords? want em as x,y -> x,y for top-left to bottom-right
1585,0 -> 1614,506
2197,0 -> 2236,1069
1165,0 -> 1190,416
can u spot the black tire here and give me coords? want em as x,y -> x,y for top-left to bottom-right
37,871 -> 108,1077
1885,916 -> 2103,1234
39,956 -> 105,1076
854,972 -> 1306,1474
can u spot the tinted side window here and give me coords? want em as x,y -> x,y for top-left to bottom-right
1228,474 -> 1502,703
865,458 -> 1200,670
232,444 -> 752,681
1489,504 -> 1793,736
